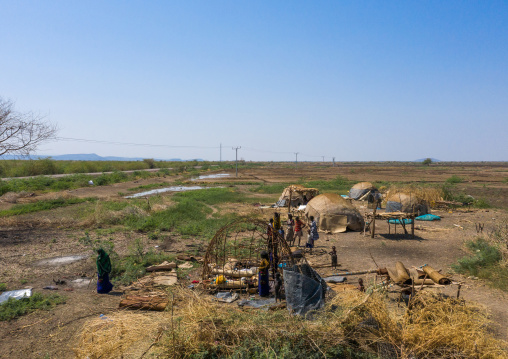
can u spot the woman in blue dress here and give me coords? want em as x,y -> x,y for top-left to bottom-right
96,248 -> 113,294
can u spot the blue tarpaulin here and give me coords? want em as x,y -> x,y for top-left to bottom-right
415,214 -> 441,221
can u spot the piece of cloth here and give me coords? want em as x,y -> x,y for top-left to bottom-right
96,249 -> 113,294
295,230 -> 303,246
306,233 -> 314,248
273,215 -> 281,231
323,276 -> 347,283
97,273 -> 113,294
387,218 -> 413,224
286,226 -> 294,244
258,258 -> 270,297
310,220 -> 319,241
295,219 -> 303,232
415,214 -> 441,221
96,249 -> 112,277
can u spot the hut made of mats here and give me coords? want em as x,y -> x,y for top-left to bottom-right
385,191 -> 430,215
304,193 -> 365,233
348,182 -> 379,200
275,185 -> 319,208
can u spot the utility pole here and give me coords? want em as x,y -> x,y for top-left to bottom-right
332,157 -> 335,167
233,146 -> 241,177
322,156 -> 325,163
220,143 -> 222,162
294,152 -> 299,169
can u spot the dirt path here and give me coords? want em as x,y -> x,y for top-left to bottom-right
308,207 -> 508,340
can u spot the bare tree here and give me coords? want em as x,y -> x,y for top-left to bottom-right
0,97 -> 57,156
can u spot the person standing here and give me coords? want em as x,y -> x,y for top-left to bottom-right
329,246 -> 338,270
285,213 -> 295,246
96,248 -> 113,294
258,251 -> 270,297
294,216 -> 306,247
309,216 -> 319,243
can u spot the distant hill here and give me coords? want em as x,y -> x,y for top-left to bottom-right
414,158 -> 441,163
0,153 -> 203,162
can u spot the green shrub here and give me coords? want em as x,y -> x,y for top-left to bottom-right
473,198 -> 491,209
124,188 -> 245,238
0,292 -> 66,321
0,283 -> 7,292
453,239 -> 502,275
304,175 -> 354,192
112,247 -> 176,285
0,197 -> 96,217
446,175 -> 464,184
453,238 -> 508,291
250,183 -> 288,194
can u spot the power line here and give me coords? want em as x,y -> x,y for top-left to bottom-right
55,137 -> 220,149
54,137 -> 335,160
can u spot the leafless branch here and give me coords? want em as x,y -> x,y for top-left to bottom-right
0,97 -> 58,156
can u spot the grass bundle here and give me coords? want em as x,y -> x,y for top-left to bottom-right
74,287 -> 508,358
401,293 -> 506,358
74,311 -> 168,359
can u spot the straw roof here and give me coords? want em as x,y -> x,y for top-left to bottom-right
351,182 -> 376,190
305,193 -> 364,233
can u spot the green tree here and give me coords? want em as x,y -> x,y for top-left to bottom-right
422,158 -> 432,166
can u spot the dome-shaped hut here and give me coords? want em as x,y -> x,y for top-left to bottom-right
304,193 -> 364,233
275,185 -> 319,208
348,182 -> 379,200
385,191 -> 430,215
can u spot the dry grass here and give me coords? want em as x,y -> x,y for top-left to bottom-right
74,286 -> 508,358
74,311 -> 169,359
400,293 -> 504,358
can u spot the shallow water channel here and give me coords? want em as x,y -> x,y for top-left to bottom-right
191,173 -> 230,181
34,255 -> 89,267
124,186 -> 204,198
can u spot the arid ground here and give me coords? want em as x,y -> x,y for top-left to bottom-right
0,162 -> 507,358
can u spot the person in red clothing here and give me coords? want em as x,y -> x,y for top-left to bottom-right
293,216 -> 306,247
267,218 -> 274,237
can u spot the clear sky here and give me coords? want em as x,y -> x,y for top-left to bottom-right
1,1 -> 507,161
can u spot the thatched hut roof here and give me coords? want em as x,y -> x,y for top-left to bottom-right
276,185 -> 319,207
304,193 -> 364,233
385,191 -> 430,215
349,182 -> 379,200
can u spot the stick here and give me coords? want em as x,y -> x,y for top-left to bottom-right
368,250 -> 379,268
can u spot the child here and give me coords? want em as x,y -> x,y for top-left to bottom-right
357,278 -> 365,292
267,218 -> 274,237
286,213 -> 295,246
306,229 -> 314,252
329,246 -> 338,270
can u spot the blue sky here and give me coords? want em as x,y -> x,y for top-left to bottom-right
1,1 -> 507,161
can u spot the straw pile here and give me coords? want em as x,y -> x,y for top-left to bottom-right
386,185 -> 444,207
74,311 -> 168,359
74,287 -> 508,358
401,293 -> 505,358
156,287 -> 506,358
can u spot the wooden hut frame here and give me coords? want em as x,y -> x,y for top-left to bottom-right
202,217 -> 296,280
